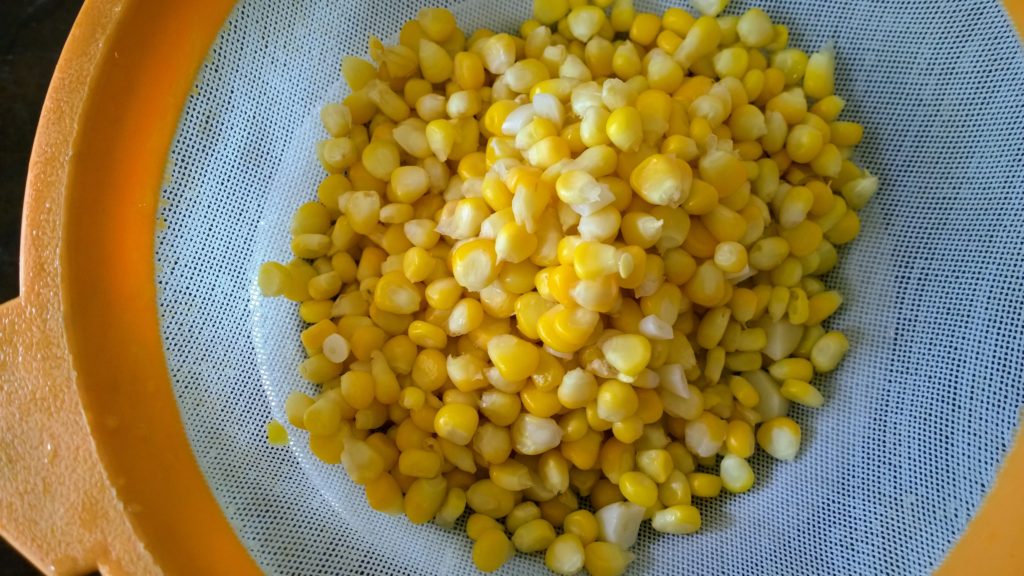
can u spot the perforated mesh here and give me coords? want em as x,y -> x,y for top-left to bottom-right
154,1 -> 1024,573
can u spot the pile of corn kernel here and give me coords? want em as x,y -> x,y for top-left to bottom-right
259,0 -> 876,572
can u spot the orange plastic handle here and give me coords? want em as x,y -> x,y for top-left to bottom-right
0,296 -> 156,574
0,2 -> 159,571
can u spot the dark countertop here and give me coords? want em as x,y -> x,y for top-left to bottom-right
1,0 -> 83,574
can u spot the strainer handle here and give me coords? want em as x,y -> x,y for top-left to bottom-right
0,297 -> 155,574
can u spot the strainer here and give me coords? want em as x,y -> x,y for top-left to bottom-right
1,0 -> 1023,574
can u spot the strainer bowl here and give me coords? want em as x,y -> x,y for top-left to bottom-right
1,1 -> 1023,574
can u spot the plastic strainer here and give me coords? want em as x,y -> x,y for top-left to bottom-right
1,0 -> 1023,574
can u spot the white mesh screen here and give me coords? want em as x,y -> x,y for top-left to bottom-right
154,0 -> 1024,573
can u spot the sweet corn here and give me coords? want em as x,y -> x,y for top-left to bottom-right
467,479 -> 517,518
567,6 -> 607,42
606,106 -> 644,152
757,416 -> 802,460
584,542 -> 635,576
630,153 -> 692,206
601,334 -> 652,380
268,7 -> 876,565
434,403 -> 479,446
618,471 -> 659,507
546,533 -> 586,575
651,504 -> 701,534
473,529 -> 515,573
512,518 -> 557,552
451,238 -> 499,291
811,331 -> 849,372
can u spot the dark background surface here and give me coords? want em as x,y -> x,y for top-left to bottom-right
1,0 -> 84,574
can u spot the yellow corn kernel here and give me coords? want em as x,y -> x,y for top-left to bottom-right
494,221 -> 538,265
308,428 -> 346,464
605,106 -> 644,152
371,271 -> 420,315
506,501 -> 542,533
611,42 -> 641,80
584,479 -> 622,512
683,411 -> 728,458
407,320 -> 447,350
339,437 -> 385,485
736,8 -> 774,47
284,391 -> 315,428
811,331 -> 849,372
512,518 -> 557,553
562,510 -> 599,546
341,56 -> 375,91
601,334 -> 652,381
630,153 -> 692,206
598,438 -> 635,485
803,44 -> 835,99
584,542 -> 635,576
757,416 -> 802,460
769,357 -> 814,382
266,419 -> 289,446
489,459 -> 535,492
537,304 -> 600,354
421,278 -> 460,311
674,16 -> 720,68
662,7 -> 694,36
825,209 -> 860,245
485,334 -> 540,382
411,348 -> 447,392
433,486 -> 468,528
514,292 -> 554,340
635,448 -> 673,483
780,379 -> 825,408
534,0 -> 569,24
451,238 -> 499,291
473,529 -> 515,573
298,353 -> 343,384
625,13 -> 658,46
713,45 -> 749,78
840,174 -> 878,212
364,472 -> 404,515
443,298 -> 482,337
687,472 -> 722,498
416,7 -> 457,42
338,369 -> 374,410
658,468 -> 692,507
786,123 -> 825,164
404,475 -> 449,525
398,448 -> 443,478
545,533 -> 586,576
713,241 -> 749,275
651,504 -> 701,534
723,419 -> 755,458
567,6 -> 607,42
467,479 -> 517,518
434,403 -> 479,446
617,471 -> 659,507
608,415 -> 642,444
557,368 -> 598,409
685,260 -> 726,308
618,211 -> 667,249
521,383 -> 562,418
829,121 -> 864,149
467,514 -> 504,541
699,148 -> 747,198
